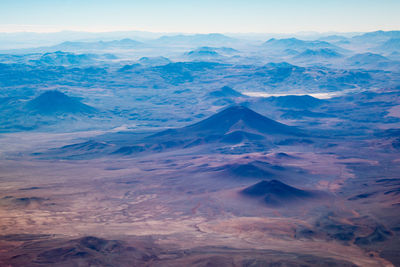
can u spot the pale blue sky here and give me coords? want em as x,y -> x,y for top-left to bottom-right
0,0 -> 399,33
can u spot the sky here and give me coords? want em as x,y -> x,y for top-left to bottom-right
0,0 -> 399,33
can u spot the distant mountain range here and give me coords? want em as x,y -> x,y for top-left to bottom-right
263,38 -> 345,52
318,35 -> 350,43
376,38 -> 400,53
1,38 -> 145,54
33,51 -> 117,66
53,39 -> 144,50
294,48 -> 344,60
351,31 -> 400,44
152,33 -> 239,46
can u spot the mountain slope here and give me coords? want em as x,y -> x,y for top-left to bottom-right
154,106 -> 303,138
8,39 -> 144,53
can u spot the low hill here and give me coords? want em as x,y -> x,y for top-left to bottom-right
138,56 -> 171,66
186,49 -> 221,59
207,86 -> 243,98
185,47 -> 239,59
241,180 -> 318,206
26,90 -> 95,115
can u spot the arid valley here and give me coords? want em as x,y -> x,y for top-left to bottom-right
0,28 -> 400,266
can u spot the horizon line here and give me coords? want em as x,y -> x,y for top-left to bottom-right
0,29 -> 398,35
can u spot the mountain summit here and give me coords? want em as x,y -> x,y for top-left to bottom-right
181,106 -> 302,136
